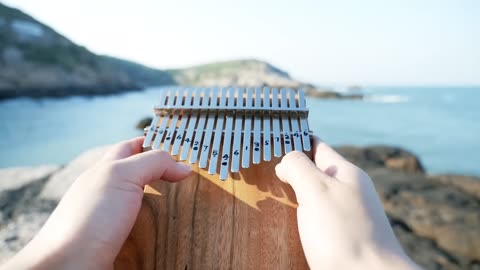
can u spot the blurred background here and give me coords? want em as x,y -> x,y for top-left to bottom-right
0,1 -> 479,269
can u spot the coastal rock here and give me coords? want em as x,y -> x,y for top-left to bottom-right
385,156 -> 424,174
336,148 -> 479,269
136,117 -> 152,130
304,88 -> 363,100
364,168 -> 480,269
336,145 -> 425,174
0,165 -> 60,192
0,166 -> 59,262
428,174 -> 480,200
39,146 -> 109,202
0,166 -> 59,224
0,212 -> 51,262
392,223 -> 464,270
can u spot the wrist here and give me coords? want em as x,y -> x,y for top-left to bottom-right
2,233 -> 109,270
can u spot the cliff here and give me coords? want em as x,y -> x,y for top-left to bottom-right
0,3 -> 174,99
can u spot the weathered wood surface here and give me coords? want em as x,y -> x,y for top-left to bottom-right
114,154 -> 309,270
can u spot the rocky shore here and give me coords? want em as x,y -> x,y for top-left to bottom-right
0,145 -> 478,269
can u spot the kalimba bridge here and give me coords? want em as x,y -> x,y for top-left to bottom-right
142,87 -> 311,180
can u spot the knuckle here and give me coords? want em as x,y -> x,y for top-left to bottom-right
102,161 -> 125,178
150,149 -> 173,162
153,149 -> 170,157
314,139 -> 331,152
107,142 -> 125,154
283,150 -> 309,164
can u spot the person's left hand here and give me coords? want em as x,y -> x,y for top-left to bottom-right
2,137 -> 192,270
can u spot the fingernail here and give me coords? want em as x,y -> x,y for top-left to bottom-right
176,162 -> 192,173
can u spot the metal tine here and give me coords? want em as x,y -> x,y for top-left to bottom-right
189,88 -> 209,164
143,114 -> 159,148
263,87 -> 272,161
208,88 -> 228,175
219,88 -> 235,180
252,87 -> 262,164
231,88 -> 244,173
171,89 -> 192,155
241,88 -> 253,168
199,88 -> 219,168
143,91 -> 167,148
180,88 -> 202,160
288,89 -> 304,151
162,89 -> 182,152
271,88 -> 282,157
280,88 -> 293,154
152,89 -> 174,149
298,89 -> 311,151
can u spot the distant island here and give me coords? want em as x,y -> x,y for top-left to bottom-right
0,3 -> 361,100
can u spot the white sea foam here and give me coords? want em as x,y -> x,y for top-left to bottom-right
364,95 -> 409,103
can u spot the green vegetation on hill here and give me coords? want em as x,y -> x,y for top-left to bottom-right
0,3 -> 101,70
168,59 -> 289,77
0,3 -> 48,26
167,59 -> 297,87
0,3 -> 346,99
0,3 -> 174,99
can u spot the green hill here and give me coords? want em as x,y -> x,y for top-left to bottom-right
166,59 -> 349,98
0,3 -> 342,100
167,59 -> 301,87
0,3 -> 174,99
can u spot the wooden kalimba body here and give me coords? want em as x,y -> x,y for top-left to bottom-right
114,87 -> 312,269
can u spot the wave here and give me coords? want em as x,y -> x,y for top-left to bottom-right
364,95 -> 409,103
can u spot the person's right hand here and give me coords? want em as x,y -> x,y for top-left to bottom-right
275,137 -> 421,270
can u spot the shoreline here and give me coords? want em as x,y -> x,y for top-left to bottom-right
0,85 -> 149,101
0,85 -> 364,101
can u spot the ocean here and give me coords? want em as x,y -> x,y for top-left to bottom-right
0,86 -> 479,176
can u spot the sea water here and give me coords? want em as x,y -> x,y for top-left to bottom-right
0,86 -> 479,176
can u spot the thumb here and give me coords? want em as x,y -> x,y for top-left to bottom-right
113,150 -> 192,187
275,151 -> 332,205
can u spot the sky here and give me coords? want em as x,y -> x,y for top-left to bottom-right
3,0 -> 480,86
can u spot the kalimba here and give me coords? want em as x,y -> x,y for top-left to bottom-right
115,87 -> 312,270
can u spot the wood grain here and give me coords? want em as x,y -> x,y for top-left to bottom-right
114,149 -> 310,270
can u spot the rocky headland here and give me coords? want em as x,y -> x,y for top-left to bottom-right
0,3 -> 361,100
0,3 -> 175,100
0,144 -> 478,270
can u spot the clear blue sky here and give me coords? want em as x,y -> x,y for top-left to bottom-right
4,0 -> 479,86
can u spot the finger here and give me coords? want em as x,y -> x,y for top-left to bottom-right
113,150 -> 192,186
312,136 -> 364,184
312,136 -> 347,167
102,137 -> 145,161
275,151 -> 332,205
